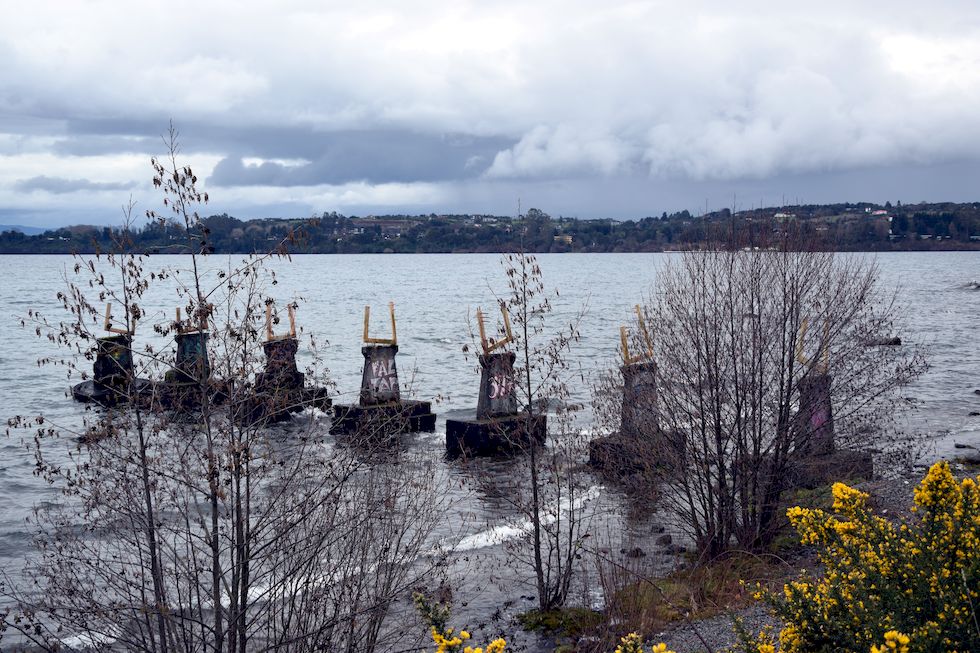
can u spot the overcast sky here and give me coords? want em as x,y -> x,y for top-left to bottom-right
2,0 -> 980,227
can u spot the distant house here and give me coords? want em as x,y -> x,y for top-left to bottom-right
352,218 -> 419,234
871,210 -> 889,216
774,212 -> 796,219
553,234 -> 573,245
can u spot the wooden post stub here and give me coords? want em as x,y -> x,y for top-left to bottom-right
363,302 -> 397,345
477,302 -> 514,356
103,302 -> 135,335
265,303 -> 298,342
621,304 -> 654,365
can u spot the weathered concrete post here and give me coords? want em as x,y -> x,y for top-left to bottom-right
476,351 -> 518,419
160,306 -> 226,408
795,372 -> 834,455
170,331 -> 210,383
445,304 -> 546,456
791,320 -> 872,486
257,336 -> 304,391
243,304 -> 331,424
589,308 -> 677,476
72,303 -> 150,406
359,344 -> 401,404
93,334 -> 134,386
621,360 -> 659,437
72,334 -> 135,404
331,303 -> 435,437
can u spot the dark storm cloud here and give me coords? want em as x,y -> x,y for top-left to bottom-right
56,118 -> 512,185
14,176 -> 138,194
208,130 -> 512,186
51,134 -> 157,157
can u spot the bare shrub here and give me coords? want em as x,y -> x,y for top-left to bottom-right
630,248 -> 925,556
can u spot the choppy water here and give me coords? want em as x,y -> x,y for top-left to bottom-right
0,252 -> 978,649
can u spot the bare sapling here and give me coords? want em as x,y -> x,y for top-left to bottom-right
2,125 -> 449,653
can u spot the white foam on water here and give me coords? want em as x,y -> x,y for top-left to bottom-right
452,484 -> 602,552
61,627 -> 119,650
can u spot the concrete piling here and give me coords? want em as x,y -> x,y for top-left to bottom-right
791,324 -> 873,486
72,333 -> 151,406
331,304 -> 435,438
72,305 -> 151,407
445,306 -> 547,456
240,305 -> 331,425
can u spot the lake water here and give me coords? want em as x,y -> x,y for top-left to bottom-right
0,252 -> 978,648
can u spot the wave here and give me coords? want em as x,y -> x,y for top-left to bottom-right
450,484 -> 603,552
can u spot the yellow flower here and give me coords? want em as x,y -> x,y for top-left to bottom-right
832,482 -> 868,514
486,638 -> 506,653
870,630 -> 910,653
615,633 -> 645,653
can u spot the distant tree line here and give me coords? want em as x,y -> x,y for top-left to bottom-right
3,201 -> 980,254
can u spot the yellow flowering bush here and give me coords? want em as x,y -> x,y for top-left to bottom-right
753,462 -> 980,652
414,592 -> 507,653
612,632 -> 676,653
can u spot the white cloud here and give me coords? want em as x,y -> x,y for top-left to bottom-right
486,125 -> 638,178
241,157 -> 311,168
3,0 -> 980,221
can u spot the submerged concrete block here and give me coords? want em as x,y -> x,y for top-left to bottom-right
331,399 -> 436,438
445,412 -> 547,457
588,429 -> 686,477
72,378 -> 153,407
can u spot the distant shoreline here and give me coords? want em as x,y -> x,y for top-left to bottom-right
4,200 -> 980,254
2,248 -> 979,256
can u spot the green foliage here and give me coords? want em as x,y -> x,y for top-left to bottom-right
516,607 -> 604,638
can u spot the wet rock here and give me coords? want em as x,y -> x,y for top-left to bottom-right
624,547 -> 647,559
649,524 -> 666,534
654,533 -> 672,546
664,544 -> 687,556
957,454 -> 980,465
974,389 -> 980,396
863,336 -> 902,346
969,412 -> 980,417
954,442 -> 978,449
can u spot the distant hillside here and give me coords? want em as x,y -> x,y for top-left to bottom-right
1,202 -> 979,254
0,224 -> 47,236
